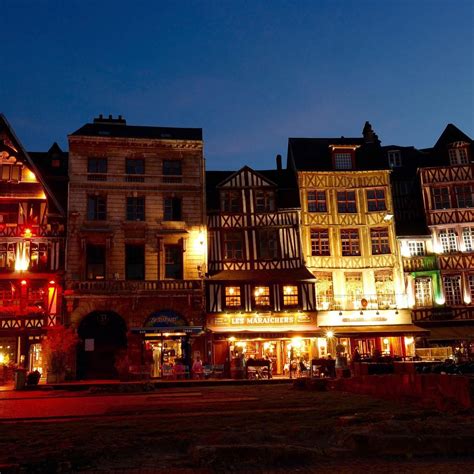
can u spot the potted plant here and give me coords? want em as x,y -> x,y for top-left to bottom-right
42,325 -> 78,383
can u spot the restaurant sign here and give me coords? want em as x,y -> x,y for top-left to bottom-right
145,310 -> 187,328
208,312 -> 317,332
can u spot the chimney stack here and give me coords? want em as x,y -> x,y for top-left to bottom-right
276,154 -> 282,171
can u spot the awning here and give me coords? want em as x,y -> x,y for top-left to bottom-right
131,326 -> 203,336
426,325 -> 474,341
318,324 -> 429,337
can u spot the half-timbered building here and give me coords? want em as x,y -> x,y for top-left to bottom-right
65,115 -> 206,379
205,162 -> 318,375
288,123 -> 426,359
415,124 -> 474,346
0,115 -> 66,374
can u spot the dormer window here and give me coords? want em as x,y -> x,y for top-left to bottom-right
333,152 -> 353,170
448,143 -> 469,165
388,150 -> 402,168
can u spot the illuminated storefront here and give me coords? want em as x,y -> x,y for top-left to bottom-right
207,312 -> 323,375
318,308 -> 427,358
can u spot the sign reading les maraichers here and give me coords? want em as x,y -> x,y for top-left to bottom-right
213,313 -> 313,327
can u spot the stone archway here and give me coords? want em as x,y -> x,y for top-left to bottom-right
77,311 -> 127,379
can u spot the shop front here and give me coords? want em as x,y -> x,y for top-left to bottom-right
131,310 -> 204,378
207,312 -> 322,377
317,308 -> 428,359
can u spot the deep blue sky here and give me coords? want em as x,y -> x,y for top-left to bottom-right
1,0 -> 473,170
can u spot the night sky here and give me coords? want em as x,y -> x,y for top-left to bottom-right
1,0 -> 472,170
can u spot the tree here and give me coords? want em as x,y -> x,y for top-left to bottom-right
42,325 -> 78,379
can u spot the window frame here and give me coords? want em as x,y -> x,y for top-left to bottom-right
125,243 -> 145,281
126,196 -> 145,221
332,150 -> 354,170
257,228 -> 279,260
307,190 -> 327,213
162,160 -> 182,183
370,227 -> 391,255
125,158 -> 145,182
282,285 -> 299,307
432,186 -> 451,210
253,286 -> 271,308
87,157 -> 107,181
366,189 -> 387,212
443,275 -> 462,306
439,229 -> 458,253
87,195 -> 107,221
254,190 -> 275,213
163,197 -> 182,221
341,229 -> 361,256
164,244 -> 183,279
455,185 -> 473,208
225,286 -> 242,308
337,191 -> 357,213
221,190 -> 242,213
310,228 -> 330,256
387,150 -> 402,168
223,231 -> 244,260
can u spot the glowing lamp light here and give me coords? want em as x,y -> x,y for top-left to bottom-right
49,280 -> 56,285
435,296 -> 445,305
0,354 -> 4,364
228,336 -> 236,342
464,295 -> 472,305
23,228 -> 32,238
326,330 -> 334,338
20,280 -> 27,286
383,338 -> 390,345
291,337 -> 303,349
404,336 -> 414,345
228,287 -> 235,295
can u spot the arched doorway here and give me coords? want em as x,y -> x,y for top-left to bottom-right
77,311 -> 127,379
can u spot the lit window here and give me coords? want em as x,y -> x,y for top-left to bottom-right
255,190 -> 275,212
1,164 -> 22,182
311,229 -> 330,256
341,229 -> 360,256
223,232 -> 243,260
439,229 -> 458,253
315,273 -> 333,309
366,189 -> 386,212
0,243 -> 15,270
463,227 -> 474,252
388,150 -> 402,168
225,286 -> 241,307
283,285 -> 298,306
345,273 -> 363,308
254,286 -> 270,307
334,152 -> 353,170
221,191 -> 241,213
443,276 -> 462,306
432,187 -> 451,210
469,275 -> 474,300
415,277 -> 433,308
375,272 -> 395,308
455,185 -> 473,208
371,228 -> 390,255
307,191 -> 327,212
337,191 -> 357,213
408,241 -> 426,256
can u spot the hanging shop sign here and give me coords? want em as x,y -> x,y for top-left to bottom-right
145,310 -> 187,328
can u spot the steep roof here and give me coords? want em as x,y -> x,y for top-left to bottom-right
206,166 -> 300,212
433,123 -> 473,150
0,114 -> 65,216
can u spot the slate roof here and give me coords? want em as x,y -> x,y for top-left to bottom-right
70,122 -> 202,141
287,136 -> 385,171
29,143 -> 69,212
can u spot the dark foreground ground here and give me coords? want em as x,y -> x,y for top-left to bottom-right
2,383 -> 474,473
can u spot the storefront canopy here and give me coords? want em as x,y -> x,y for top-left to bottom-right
425,325 -> 474,341
318,324 -> 429,337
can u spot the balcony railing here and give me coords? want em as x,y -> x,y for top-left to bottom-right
402,255 -> 438,272
316,293 -> 405,311
69,279 -> 202,294
79,173 -> 200,186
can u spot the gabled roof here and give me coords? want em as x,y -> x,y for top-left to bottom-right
29,143 -> 69,212
0,114 -> 65,216
433,123 -> 473,150
216,166 -> 277,189
206,166 -> 300,211
70,122 -> 202,141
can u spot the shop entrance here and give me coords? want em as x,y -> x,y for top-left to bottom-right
77,311 -> 127,379
146,337 -> 186,378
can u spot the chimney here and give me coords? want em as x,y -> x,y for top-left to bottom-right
362,121 -> 380,145
276,154 -> 282,171
93,114 -> 127,125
